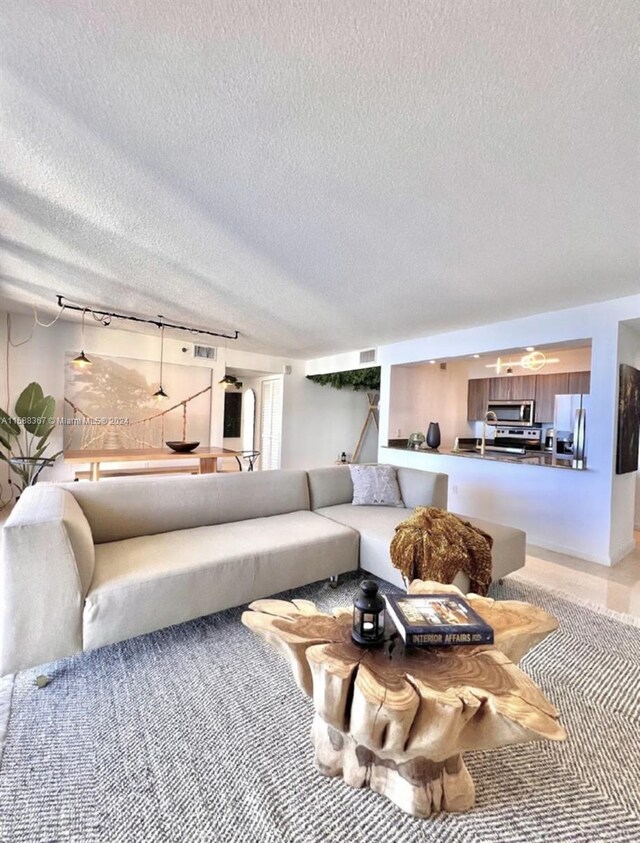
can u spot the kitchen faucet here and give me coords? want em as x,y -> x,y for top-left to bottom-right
480,410 -> 498,455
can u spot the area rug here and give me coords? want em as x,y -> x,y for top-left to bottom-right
0,574 -> 638,843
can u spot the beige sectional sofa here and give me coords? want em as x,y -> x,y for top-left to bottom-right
0,465 -> 525,675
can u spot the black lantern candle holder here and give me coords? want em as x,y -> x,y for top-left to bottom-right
352,580 -> 386,646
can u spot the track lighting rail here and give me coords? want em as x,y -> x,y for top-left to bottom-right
56,295 -> 239,340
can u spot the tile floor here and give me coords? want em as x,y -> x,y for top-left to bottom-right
521,532 -> 640,618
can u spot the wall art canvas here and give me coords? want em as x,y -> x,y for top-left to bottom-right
64,353 -> 212,451
616,363 -> 640,475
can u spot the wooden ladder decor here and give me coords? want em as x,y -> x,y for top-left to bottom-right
352,391 -> 379,463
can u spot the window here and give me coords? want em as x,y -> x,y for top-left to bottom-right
260,377 -> 283,470
242,388 -> 256,452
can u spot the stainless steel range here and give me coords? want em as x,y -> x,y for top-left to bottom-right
484,426 -> 542,454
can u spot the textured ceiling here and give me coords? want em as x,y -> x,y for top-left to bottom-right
1,1 -> 638,357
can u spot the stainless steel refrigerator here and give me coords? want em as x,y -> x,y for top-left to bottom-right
554,393 -> 589,469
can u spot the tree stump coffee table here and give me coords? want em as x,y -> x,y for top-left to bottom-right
242,580 -> 566,817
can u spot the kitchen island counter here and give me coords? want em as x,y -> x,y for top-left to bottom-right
382,445 -> 586,471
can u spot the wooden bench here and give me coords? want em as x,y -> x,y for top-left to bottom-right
74,465 -> 200,481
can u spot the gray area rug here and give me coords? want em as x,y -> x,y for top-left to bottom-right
1,573 -> 639,843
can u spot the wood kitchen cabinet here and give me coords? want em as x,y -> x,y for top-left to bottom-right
466,370 -> 591,421
488,375 -> 534,401
568,370 -> 590,394
467,378 -> 490,421
533,371 -> 590,422
534,373 -> 569,423
467,374 -> 534,419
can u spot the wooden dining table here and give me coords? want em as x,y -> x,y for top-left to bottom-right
64,446 -> 245,481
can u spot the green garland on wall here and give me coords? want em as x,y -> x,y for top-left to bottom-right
306,366 -> 380,391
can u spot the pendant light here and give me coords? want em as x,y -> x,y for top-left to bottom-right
219,374 -> 242,389
72,308 -> 92,369
153,323 -> 168,400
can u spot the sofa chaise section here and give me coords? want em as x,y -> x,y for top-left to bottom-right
307,465 -> 525,591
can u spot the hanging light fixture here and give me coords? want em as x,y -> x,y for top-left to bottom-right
520,350 -> 548,371
153,323 -> 169,400
72,308 -> 92,369
219,374 -> 242,389
486,351 -> 559,373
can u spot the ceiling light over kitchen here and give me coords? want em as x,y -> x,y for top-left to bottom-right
429,360 -> 436,365
525,346 -> 535,352
521,351 -> 547,371
486,352 -> 560,372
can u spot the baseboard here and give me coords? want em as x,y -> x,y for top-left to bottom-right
526,539 -> 613,567
611,539 -> 637,565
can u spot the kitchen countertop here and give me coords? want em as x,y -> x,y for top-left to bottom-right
383,444 -> 586,470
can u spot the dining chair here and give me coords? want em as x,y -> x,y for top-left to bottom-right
234,450 -> 261,471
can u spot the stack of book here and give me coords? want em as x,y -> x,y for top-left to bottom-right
385,593 -> 494,647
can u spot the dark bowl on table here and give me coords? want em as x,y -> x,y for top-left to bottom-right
165,441 -> 200,453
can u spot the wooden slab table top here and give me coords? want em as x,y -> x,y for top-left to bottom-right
242,579 -> 566,818
64,446 -> 244,480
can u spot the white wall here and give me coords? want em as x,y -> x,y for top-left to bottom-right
225,348 -> 288,375
305,350 -> 376,376
378,295 -> 640,566
281,361 -> 378,469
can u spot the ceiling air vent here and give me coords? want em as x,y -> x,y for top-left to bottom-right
359,349 -> 376,364
193,344 -> 217,361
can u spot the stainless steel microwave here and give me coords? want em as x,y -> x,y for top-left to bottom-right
486,399 -> 535,426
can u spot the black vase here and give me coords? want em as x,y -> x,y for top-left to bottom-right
426,422 -> 441,450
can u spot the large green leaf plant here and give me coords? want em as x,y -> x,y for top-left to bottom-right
306,366 -> 381,391
0,382 -> 62,493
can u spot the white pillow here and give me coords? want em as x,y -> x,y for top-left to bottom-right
349,464 -> 404,507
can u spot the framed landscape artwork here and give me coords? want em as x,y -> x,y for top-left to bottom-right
64,353 -> 212,451
616,363 -> 640,474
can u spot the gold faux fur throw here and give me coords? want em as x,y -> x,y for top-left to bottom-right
390,507 -> 493,596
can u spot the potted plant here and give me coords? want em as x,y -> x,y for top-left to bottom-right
0,382 -> 62,494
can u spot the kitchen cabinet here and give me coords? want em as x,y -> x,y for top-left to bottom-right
534,373 -> 569,423
568,370 -> 590,394
466,370 -> 591,421
467,378 -> 489,421
488,375 -> 533,402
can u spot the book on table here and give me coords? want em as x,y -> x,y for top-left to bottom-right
384,593 -> 494,647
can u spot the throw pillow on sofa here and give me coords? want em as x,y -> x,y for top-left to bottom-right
350,464 -> 404,507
